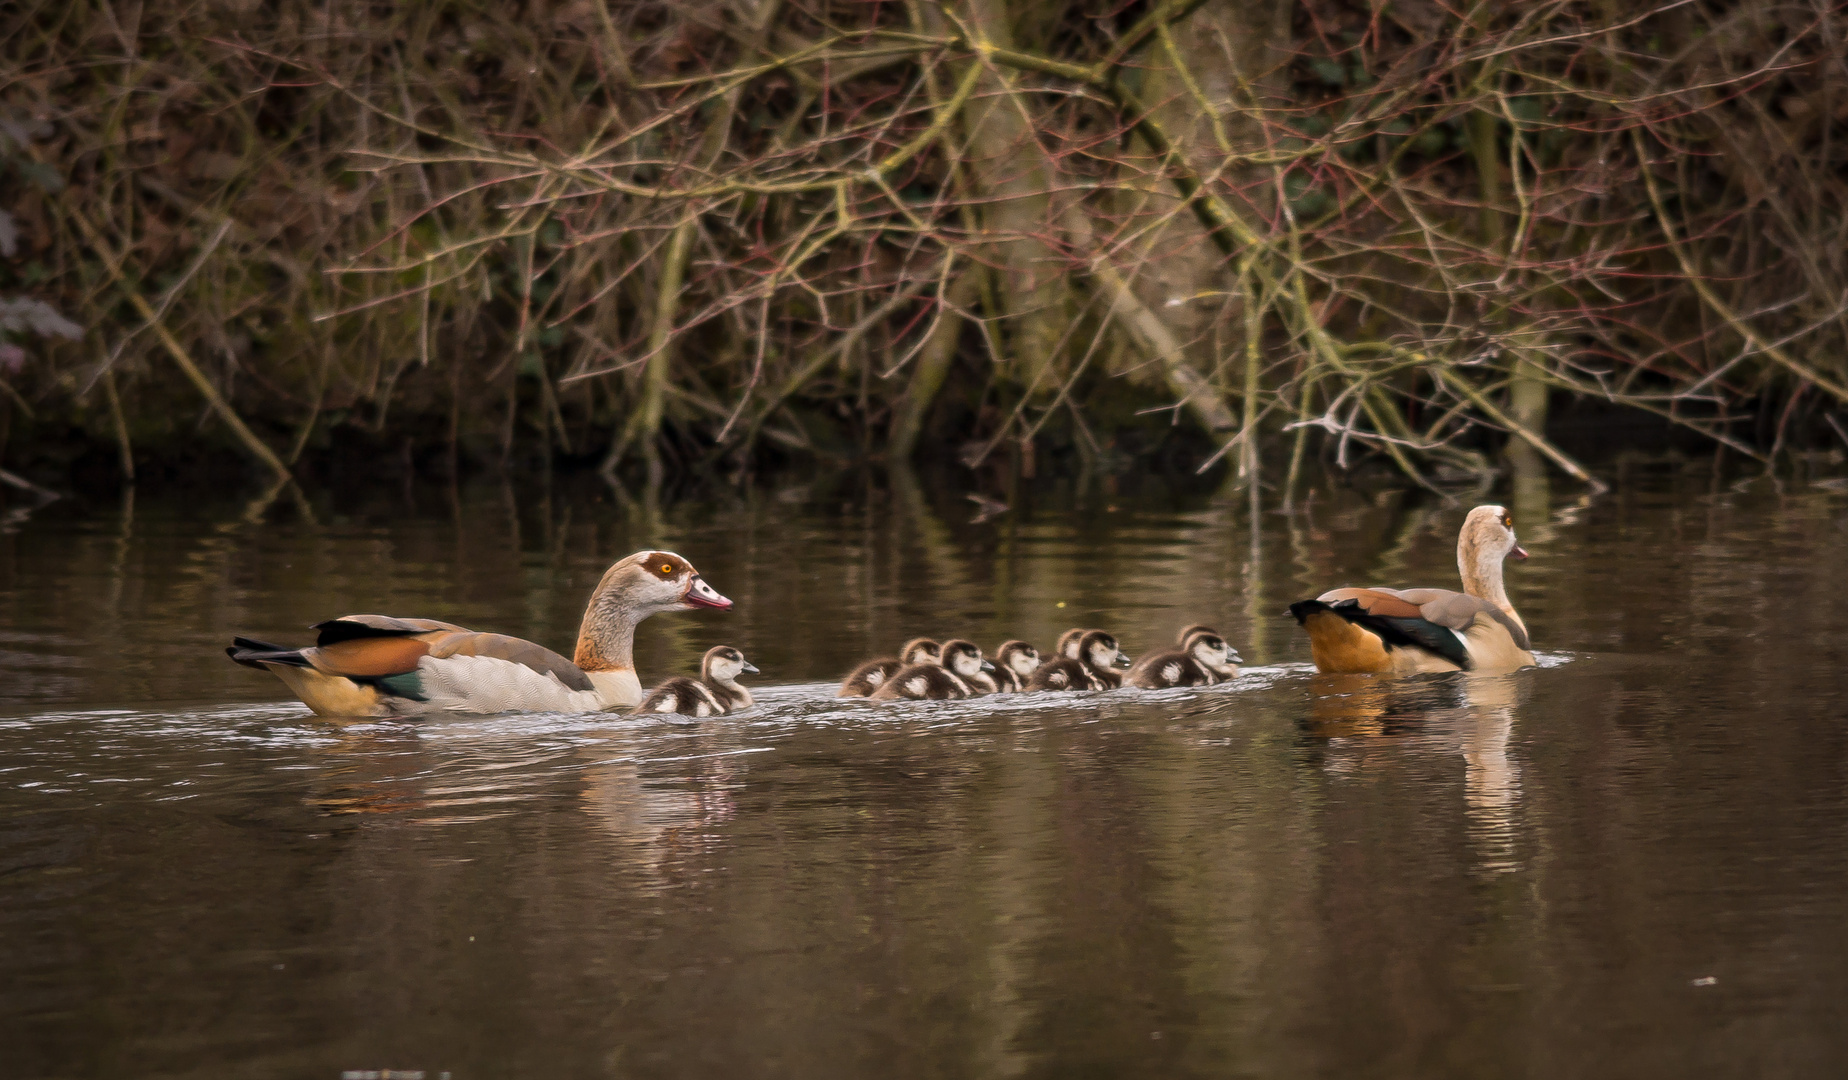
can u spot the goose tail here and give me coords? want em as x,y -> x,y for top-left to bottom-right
226,637 -> 313,670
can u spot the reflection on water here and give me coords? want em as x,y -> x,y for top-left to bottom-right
4,464 -> 1848,1077
1303,671 -> 1531,876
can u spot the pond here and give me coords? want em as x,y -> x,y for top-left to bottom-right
3,462 -> 1847,1078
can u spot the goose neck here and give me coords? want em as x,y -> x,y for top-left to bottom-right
574,582 -> 645,690
1460,540 -> 1525,630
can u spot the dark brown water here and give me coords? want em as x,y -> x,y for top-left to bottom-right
4,464 -> 1848,1078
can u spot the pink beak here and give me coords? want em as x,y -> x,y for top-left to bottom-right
682,575 -> 733,610
1510,544 -> 1530,561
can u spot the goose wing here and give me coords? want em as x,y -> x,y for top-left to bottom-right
1387,587 -> 1531,652
298,617 -> 594,691
1306,587 -> 1474,669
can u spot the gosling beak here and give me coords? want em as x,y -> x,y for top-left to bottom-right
1226,649 -> 1244,664
980,659 -> 996,673
1112,654 -> 1132,669
682,574 -> 733,610
741,660 -> 759,674
1510,544 -> 1530,561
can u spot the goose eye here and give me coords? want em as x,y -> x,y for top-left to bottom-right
660,563 -> 674,574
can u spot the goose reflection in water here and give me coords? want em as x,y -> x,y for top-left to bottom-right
291,715 -> 747,886
1301,670 -> 1525,875
577,729 -> 744,887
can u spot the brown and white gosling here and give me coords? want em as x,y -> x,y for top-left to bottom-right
869,640 -> 996,701
632,646 -> 758,717
1053,626 -> 1128,687
992,640 -> 1043,692
837,637 -> 941,697
1025,630 -> 1129,692
1125,631 -> 1242,689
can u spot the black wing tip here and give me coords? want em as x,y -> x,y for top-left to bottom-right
311,618 -> 421,646
1367,616 -> 1472,670
226,642 -> 311,669
1289,598 -> 1472,670
1288,599 -> 1332,624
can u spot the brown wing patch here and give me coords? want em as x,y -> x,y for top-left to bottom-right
1300,610 -> 1394,674
1317,588 -> 1424,620
310,636 -> 431,677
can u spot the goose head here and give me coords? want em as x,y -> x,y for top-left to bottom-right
591,550 -> 732,616
1079,630 -> 1130,671
940,640 -> 996,680
575,551 -> 730,688
702,645 -> 758,685
899,638 -> 943,666
995,640 -> 1041,677
1459,505 -> 1527,576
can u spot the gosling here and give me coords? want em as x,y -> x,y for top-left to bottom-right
633,646 -> 759,717
838,637 -> 941,697
869,640 -> 996,701
1125,631 -> 1242,689
1054,627 -> 1090,659
1025,630 -> 1129,692
1175,624 -> 1220,646
992,640 -> 1042,692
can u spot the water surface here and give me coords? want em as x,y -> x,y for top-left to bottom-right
3,466 -> 1847,1078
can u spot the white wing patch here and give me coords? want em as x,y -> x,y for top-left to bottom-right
1161,661 -> 1183,684
414,653 -> 605,714
904,676 -> 929,696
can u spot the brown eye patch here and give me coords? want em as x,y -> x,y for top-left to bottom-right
642,552 -> 689,579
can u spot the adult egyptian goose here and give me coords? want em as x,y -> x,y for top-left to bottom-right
1025,630 -> 1129,691
991,640 -> 1042,692
1288,505 -> 1535,675
226,550 -> 732,716
869,640 -> 996,701
633,646 -> 758,716
1126,631 -> 1242,689
837,638 -> 941,698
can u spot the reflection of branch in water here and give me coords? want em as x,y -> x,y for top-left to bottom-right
0,466 -> 60,533
1301,672 -> 1526,875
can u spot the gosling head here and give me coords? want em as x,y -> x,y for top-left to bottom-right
995,640 -> 1041,677
939,639 -> 996,680
1177,623 -> 1219,647
1056,627 -> 1091,660
702,645 -> 758,685
899,638 -> 943,666
1185,632 -> 1241,671
1078,630 -> 1129,671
